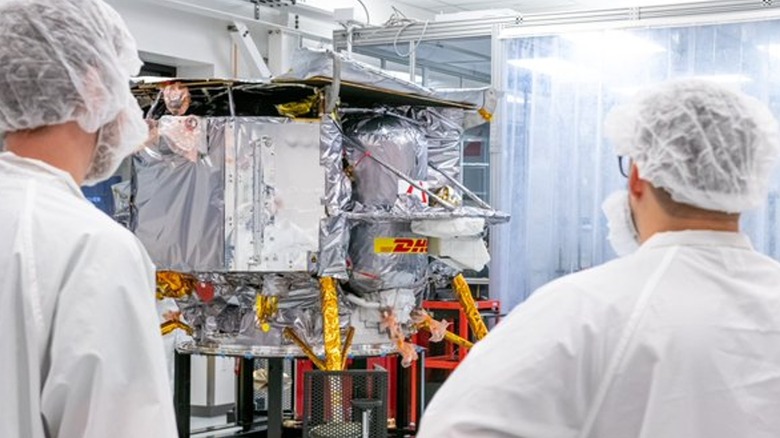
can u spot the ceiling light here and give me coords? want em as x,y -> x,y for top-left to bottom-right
581,0 -> 712,6
563,30 -> 665,58
621,0 -> 712,5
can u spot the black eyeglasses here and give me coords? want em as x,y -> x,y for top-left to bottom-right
618,156 -> 631,178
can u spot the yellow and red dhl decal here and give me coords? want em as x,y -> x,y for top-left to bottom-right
374,237 -> 429,254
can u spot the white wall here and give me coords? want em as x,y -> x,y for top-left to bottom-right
106,0 -> 432,79
106,0 -> 249,78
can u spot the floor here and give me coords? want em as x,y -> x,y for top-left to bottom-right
191,415 -> 242,438
192,415 -> 228,429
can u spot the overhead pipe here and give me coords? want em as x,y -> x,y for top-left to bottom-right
334,0 -> 780,47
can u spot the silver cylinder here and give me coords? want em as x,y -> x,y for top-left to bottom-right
345,115 -> 429,295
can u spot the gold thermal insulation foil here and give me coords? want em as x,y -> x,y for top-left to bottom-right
256,295 -> 279,333
452,274 -> 489,341
156,271 -> 197,300
160,310 -> 193,336
275,94 -> 319,118
283,327 -> 326,370
441,330 -> 474,349
160,320 -> 193,336
341,326 -> 356,370
413,309 -> 474,350
478,107 -> 494,122
416,320 -> 474,350
320,277 -> 343,371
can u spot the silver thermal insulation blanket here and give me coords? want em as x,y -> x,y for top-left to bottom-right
133,117 -> 226,271
278,48 -> 433,97
344,114 -> 429,295
317,115 -> 352,280
176,273 -> 348,347
132,116 -> 325,273
124,79 -> 508,353
409,107 -> 464,187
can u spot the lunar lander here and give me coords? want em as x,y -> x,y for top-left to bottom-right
125,48 -> 508,436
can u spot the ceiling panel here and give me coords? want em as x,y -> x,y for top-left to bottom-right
453,0 -> 576,9
427,0 -> 503,5
392,0 -> 711,14
393,0 -> 582,13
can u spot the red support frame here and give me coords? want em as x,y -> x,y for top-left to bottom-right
418,300 -> 501,370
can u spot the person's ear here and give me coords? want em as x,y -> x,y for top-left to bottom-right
628,163 -> 644,200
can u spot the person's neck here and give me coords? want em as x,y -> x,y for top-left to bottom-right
4,122 -> 97,186
640,216 -> 739,243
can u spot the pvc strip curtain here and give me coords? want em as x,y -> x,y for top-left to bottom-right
493,18 -> 780,310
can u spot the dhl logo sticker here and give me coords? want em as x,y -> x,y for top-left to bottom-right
374,237 -> 429,254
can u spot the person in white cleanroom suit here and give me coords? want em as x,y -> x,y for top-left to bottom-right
418,79 -> 780,438
0,1 -> 177,437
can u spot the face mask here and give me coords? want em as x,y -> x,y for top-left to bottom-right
83,96 -> 148,186
602,190 -> 640,257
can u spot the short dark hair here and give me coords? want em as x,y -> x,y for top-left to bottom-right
649,184 -> 739,221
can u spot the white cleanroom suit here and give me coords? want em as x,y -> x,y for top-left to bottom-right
0,153 -> 178,438
0,0 -> 178,434
420,80 -> 780,438
419,230 -> 780,437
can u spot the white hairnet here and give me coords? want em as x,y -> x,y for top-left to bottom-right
0,0 -> 148,185
605,79 -> 780,213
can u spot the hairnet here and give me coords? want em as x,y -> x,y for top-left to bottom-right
0,0 -> 148,181
605,79 -> 780,213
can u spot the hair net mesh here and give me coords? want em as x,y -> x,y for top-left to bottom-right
605,79 -> 780,213
0,0 -> 143,136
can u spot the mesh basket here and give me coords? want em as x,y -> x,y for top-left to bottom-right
303,370 -> 388,438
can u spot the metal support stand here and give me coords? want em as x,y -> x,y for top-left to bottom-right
173,350 -> 295,437
416,349 -> 426,423
393,350 -> 427,437
174,350 -> 420,437
395,356 -> 410,436
237,358 -> 255,431
174,351 -> 192,438
352,358 -> 368,370
267,358 -> 284,438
